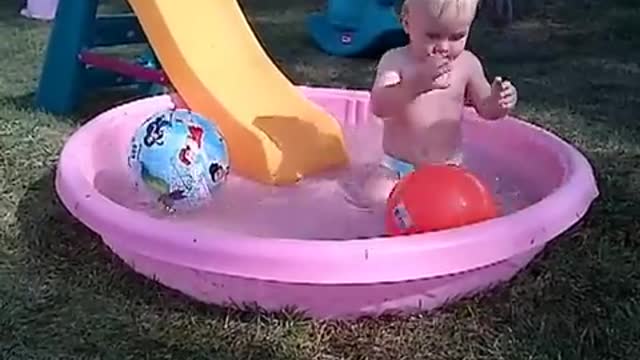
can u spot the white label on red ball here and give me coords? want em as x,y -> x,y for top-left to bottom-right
393,202 -> 413,230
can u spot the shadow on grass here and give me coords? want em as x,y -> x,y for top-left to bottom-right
0,0 -> 29,22
11,169 -> 310,359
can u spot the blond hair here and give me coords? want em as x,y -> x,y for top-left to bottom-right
401,0 -> 479,21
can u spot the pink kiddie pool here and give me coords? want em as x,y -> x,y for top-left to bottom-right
55,86 -> 599,319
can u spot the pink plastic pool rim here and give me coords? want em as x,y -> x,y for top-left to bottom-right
55,86 -> 599,319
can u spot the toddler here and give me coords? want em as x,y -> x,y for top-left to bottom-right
344,0 -> 518,209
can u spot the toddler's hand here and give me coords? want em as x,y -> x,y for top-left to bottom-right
490,77 -> 517,111
402,55 -> 451,96
427,55 -> 453,90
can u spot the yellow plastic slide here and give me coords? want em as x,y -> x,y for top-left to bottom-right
127,0 -> 349,185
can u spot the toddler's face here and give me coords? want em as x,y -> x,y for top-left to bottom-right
402,1 -> 476,61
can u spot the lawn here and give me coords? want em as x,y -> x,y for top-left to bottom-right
1,0 -> 639,359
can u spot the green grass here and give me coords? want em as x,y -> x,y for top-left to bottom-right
1,0 -> 640,358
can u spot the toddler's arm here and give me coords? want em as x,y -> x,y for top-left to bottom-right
465,53 -> 517,120
369,50 -> 415,118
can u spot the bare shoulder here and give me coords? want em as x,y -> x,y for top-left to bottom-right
377,46 -> 410,71
458,50 -> 488,84
458,50 -> 483,72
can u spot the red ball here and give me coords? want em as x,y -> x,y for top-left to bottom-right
385,165 -> 499,235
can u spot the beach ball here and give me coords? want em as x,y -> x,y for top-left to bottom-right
385,165 -> 499,235
127,108 -> 230,211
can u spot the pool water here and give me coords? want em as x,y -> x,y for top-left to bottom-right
96,117 -> 537,240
